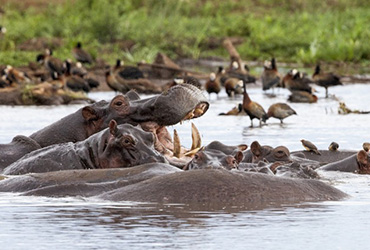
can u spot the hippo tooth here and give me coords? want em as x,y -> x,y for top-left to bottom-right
184,146 -> 202,157
173,129 -> 181,158
191,122 -> 201,150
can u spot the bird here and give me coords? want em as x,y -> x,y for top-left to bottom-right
301,139 -> 321,155
63,60 -> 90,92
222,61 -> 256,85
36,49 -> 65,77
115,59 -> 144,80
328,142 -> 339,151
288,90 -> 318,103
242,81 -> 267,127
265,103 -> 297,123
219,103 -> 244,116
282,69 -> 314,94
363,142 -> 370,152
224,78 -> 243,97
261,58 -> 281,91
312,64 -> 342,98
72,42 -> 93,64
204,72 -> 221,98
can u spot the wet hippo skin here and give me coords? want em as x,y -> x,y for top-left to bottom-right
3,121 -> 167,175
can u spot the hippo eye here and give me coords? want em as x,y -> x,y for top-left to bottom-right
194,154 -> 199,160
115,101 -> 123,106
122,135 -> 135,146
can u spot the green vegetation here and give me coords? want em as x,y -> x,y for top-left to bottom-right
0,0 -> 369,70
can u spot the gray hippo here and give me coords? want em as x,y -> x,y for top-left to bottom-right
0,84 -> 209,170
3,120 -> 167,175
183,148 -> 244,170
291,150 -> 357,165
0,164 -> 347,210
319,150 -> 370,174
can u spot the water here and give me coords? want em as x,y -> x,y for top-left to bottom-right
1,84 -> 370,249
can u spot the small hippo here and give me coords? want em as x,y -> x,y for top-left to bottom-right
3,120 -> 167,175
244,141 -> 291,163
318,150 -> 370,174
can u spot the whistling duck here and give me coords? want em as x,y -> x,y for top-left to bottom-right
312,64 -> 342,98
261,58 -> 281,91
219,103 -> 244,116
205,72 -> 221,98
242,82 -> 267,127
72,42 -> 93,64
224,78 -> 243,97
288,90 -> 318,103
36,49 -> 65,77
282,69 -> 314,93
265,103 -> 297,123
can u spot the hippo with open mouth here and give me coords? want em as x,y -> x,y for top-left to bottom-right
0,83 -> 209,171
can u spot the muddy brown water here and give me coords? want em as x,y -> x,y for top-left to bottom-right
0,83 -> 370,249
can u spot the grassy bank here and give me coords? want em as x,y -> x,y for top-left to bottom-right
0,0 -> 369,72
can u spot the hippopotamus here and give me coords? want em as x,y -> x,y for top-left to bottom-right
243,141 -> 291,163
3,120 -> 167,175
184,148 -> 244,170
318,150 -> 370,174
0,164 -> 347,210
291,150 -> 357,165
0,84 -> 209,170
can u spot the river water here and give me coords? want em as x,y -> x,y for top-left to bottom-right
0,83 -> 369,249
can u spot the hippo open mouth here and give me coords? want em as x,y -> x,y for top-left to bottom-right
140,121 -> 202,168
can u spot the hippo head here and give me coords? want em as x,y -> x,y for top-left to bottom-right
97,120 -> 167,169
184,149 -> 244,170
357,150 -> 370,174
80,84 -> 209,161
250,141 -> 291,163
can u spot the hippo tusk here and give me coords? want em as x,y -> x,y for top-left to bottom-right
184,146 -> 203,157
0,175 -> 8,181
173,129 -> 181,158
191,123 -> 201,150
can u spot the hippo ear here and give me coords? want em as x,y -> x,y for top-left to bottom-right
82,106 -> 99,121
237,144 -> 248,151
357,150 -> 369,166
109,120 -> 119,137
251,141 -> 262,156
234,151 -> 244,164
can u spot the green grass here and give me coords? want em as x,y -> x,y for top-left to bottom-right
0,0 -> 369,70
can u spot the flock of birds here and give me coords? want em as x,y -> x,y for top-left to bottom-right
203,57 -> 343,127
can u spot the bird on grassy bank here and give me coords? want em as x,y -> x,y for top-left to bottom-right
36,49 -> 65,77
114,59 -> 144,80
301,139 -> 321,155
312,64 -> 342,98
328,142 -> 339,151
242,82 -> 267,127
264,103 -> 297,124
219,103 -> 244,116
72,42 -> 93,64
205,72 -> 221,98
63,60 -> 91,92
261,58 -> 282,91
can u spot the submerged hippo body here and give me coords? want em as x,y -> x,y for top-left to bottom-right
0,136 -> 41,170
3,121 -> 167,175
0,165 -> 347,209
291,150 -> 357,165
319,150 -> 370,174
98,169 -> 347,209
0,84 -> 209,170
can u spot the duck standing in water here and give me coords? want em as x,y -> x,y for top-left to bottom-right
242,82 -> 267,127
261,58 -> 281,91
265,103 -> 297,123
312,64 -> 342,98
205,72 -> 221,99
